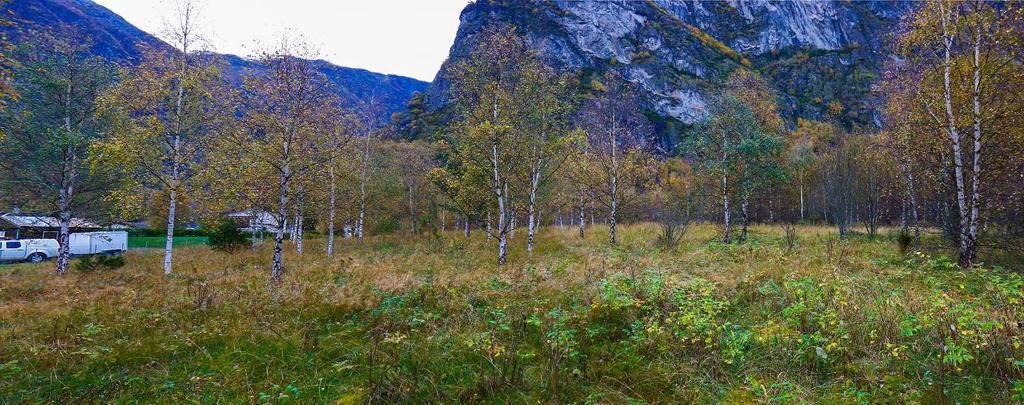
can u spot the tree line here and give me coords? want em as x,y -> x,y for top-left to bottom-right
0,0 -> 1021,280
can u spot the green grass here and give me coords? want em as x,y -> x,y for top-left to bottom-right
1,224 -> 1022,403
127,236 -> 209,249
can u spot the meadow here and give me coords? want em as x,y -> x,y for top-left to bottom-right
1,224 -> 1022,403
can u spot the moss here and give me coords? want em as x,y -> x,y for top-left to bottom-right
631,50 -> 654,62
684,24 -> 752,68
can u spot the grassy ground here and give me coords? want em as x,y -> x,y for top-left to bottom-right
128,236 -> 209,249
1,224 -> 1022,403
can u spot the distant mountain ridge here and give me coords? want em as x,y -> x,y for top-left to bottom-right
2,0 -> 428,116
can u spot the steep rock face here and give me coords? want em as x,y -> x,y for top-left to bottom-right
2,0 -> 428,116
428,0 -> 912,143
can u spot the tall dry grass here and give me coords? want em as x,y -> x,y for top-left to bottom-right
1,224 -> 1021,403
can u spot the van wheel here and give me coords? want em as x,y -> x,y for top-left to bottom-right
27,253 -> 46,263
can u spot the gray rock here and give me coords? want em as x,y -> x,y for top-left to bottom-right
428,0 -> 914,141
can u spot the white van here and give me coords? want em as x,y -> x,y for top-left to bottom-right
69,231 -> 128,256
0,239 -> 59,263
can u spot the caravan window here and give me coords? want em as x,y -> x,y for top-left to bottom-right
6,242 -> 21,249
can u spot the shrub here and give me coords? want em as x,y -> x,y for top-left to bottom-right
784,223 -> 798,252
668,278 -> 728,350
74,254 -> 126,273
896,231 -> 913,255
373,216 -> 402,235
655,220 -> 687,249
208,219 -> 248,252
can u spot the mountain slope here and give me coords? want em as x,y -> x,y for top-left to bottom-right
2,0 -> 428,115
4,0 -> 167,61
428,0 -> 912,147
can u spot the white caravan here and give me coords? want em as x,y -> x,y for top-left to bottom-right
0,239 -> 59,263
69,231 -> 128,256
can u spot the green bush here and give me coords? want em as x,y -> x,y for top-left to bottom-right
74,254 -> 126,273
373,216 -> 402,235
208,219 -> 248,252
896,231 -> 913,254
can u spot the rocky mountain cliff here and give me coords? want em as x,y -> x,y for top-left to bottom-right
428,0 -> 913,148
2,0 -> 428,116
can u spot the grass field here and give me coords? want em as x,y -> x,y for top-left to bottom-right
1,224 -> 1022,403
127,236 -> 209,249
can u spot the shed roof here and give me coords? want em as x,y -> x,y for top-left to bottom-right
0,213 -> 102,229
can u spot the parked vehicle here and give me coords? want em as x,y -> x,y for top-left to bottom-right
69,231 -> 128,256
0,239 -> 58,263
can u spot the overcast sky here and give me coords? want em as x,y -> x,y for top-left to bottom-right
93,0 -> 468,82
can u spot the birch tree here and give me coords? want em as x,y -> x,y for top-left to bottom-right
234,35 -> 342,282
896,0 -> 1024,267
517,67 -> 576,254
394,141 -> 436,235
0,31 -> 114,275
787,119 -> 821,222
353,99 -> 387,242
691,96 -> 751,244
439,26 -> 538,265
578,75 -> 653,245
324,113 -> 356,257
97,0 -> 227,275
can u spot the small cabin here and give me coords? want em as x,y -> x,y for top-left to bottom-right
224,210 -> 282,233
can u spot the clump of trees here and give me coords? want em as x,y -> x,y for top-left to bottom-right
884,0 -> 1024,267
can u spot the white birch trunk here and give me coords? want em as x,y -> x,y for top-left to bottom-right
271,173 -> 289,282
527,158 -> 540,253
965,25 -> 983,267
327,164 -> 336,257
164,178 -> 177,275
164,20 -> 191,276
357,126 -> 371,242
56,84 -> 74,276
578,190 -> 586,239
271,135 -> 291,282
938,5 -> 974,267
291,209 -> 299,243
722,174 -> 731,244
491,93 -> 509,264
608,117 -> 618,245
162,124 -> 181,276
296,213 -> 304,255
56,163 -> 72,275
